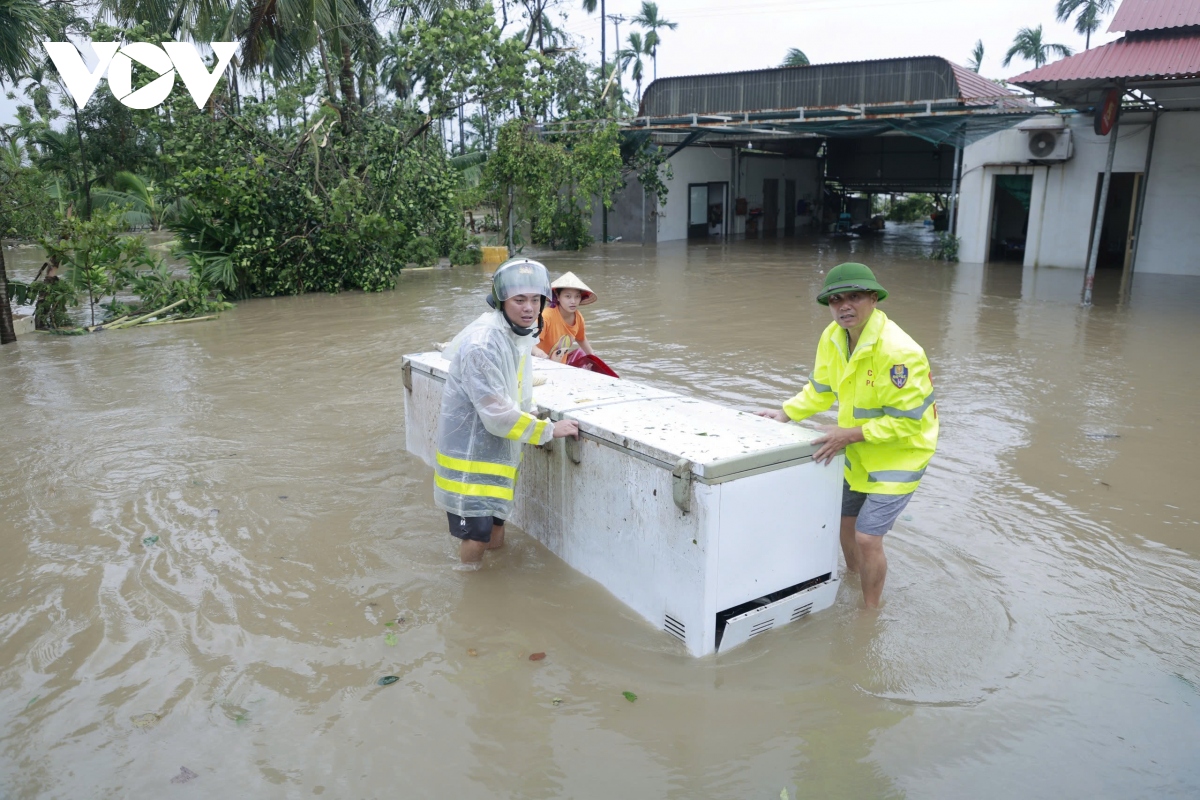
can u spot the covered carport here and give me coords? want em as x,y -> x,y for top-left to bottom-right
566,56 -> 1033,244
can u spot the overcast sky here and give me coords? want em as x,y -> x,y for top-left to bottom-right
2,0 -> 1122,126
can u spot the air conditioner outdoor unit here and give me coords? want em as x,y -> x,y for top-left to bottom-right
1025,128 -> 1073,161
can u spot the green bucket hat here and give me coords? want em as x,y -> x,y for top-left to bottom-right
817,262 -> 889,305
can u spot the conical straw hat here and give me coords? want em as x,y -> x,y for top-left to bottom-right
550,272 -> 597,305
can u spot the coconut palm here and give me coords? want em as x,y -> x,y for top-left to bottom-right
1002,25 -> 1073,69
781,48 -> 810,67
968,40 -> 984,72
618,31 -> 649,106
631,1 -> 676,82
0,0 -> 44,84
1056,0 -> 1116,49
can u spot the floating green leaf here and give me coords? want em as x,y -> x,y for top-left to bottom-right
622,691 -> 637,703
384,621 -> 395,627
377,676 -> 399,686
384,632 -> 398,646
143,536 -> 159,546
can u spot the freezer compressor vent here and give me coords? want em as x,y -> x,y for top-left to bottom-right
664,614 -> 686,642
749,619 -> 774,638
790,603 -> 813,622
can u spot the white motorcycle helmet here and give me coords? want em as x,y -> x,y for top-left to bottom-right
486,258 -> 553,336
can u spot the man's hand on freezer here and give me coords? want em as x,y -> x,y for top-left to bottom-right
811,425 -> 864,465
552,419 -> 580,439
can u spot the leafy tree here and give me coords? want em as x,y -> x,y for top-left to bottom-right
781,48 -> 810,67
1003,25 -> 1073,69
968,40 -> 984,73
0,0 -> 46,345
1055,0 -> 1116,50
631,1 -> 676,82
484,120 -> 621,250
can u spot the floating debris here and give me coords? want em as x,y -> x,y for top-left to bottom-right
467,648 -> 478,657
529,652 -> 546,662
131,712 -> 161,730
384,632 -> 398,646
377,676 -> 399,686
170,766 -> 198,784
622,691 -> 637,703
143,536 -> 159,546
552,697 -> 563,706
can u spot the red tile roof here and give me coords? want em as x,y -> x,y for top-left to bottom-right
1010,31 -> 1200,84
1109,0 -> 1200,33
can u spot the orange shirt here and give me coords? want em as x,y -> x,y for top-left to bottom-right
538,306 -> 586,362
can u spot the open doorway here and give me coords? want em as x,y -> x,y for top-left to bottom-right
988,174 -> 1032,263
688,182 -> 728,239
1086,172 -> 1140,271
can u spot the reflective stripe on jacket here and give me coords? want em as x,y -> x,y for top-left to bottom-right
782,309 -> 938,495
434,311 -> 554,518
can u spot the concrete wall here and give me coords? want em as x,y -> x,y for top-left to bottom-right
958,110 -> 1200,276
655,146 -> 821,242
739,154 -> 821,236
589,173 -> 657,244
657,146 -> 736,242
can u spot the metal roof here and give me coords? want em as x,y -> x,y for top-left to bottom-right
1109,0 -> 1200,33
639,56 -> 1020,118
1010,30 -> 1200,94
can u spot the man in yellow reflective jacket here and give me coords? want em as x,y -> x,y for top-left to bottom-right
758,262 -> 938,608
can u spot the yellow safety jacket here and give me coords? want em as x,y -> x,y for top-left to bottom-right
783,309 -> 938,495
434,311 -> 554,519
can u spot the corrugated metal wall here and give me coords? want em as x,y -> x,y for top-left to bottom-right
641,57 -> 962,117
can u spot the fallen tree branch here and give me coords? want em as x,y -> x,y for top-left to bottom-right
106,299 -> 187,329
136,314 -> 218,327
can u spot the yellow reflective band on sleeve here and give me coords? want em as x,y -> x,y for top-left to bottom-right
532,419 -> 548,442
436,452 -> 518,480
507,414 -> 533,440
435,475 -> 515,501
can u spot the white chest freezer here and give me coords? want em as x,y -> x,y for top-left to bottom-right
403,353 -> 842,656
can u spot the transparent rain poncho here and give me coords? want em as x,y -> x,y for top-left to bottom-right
433,310 -> 554,519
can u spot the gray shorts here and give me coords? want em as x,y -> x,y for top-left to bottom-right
841,482 -> 913,536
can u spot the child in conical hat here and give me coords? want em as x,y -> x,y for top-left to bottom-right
533,271 -> 598,363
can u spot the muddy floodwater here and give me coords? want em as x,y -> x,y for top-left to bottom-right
3,227 -> 1199,798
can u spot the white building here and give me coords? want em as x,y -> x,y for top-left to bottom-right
595,57 -> 1030,246
956,0 -> 1200,284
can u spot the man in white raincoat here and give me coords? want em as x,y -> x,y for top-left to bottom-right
435,258 -> 579,568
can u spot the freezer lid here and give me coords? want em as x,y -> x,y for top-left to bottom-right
568,396 -> 824,481
530,359 -> 679,410
405,352 -> 451,381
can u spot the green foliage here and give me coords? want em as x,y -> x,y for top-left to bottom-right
485,120 -> 621,251
132,259 -> 232,317
0,161 -> 56,240
886,194 -> 937,223
782,48 -> 810,67
164,103 -> 462,296
930,232 -> 960,262
38,209 -> 156,326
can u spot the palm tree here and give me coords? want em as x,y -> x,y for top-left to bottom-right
1002,25 -> 1073,69
0,0 -> 43,84
968,40 -> 984,72
781,48 -> 810,67
618,31 -> 648,107
1056,0 -> 1116,49
581,0 -> 606,90
631,1 -> 676,82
